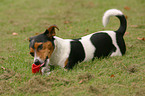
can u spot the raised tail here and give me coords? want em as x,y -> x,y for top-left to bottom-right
103,9 -> 127,35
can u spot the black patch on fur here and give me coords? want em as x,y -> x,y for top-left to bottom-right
90,33 -> 116,58
29,33 -> 55,49
116,15 -> 127,36
114,15 -> 126,55
116,33 -> 126,55
66,40 -> 85,69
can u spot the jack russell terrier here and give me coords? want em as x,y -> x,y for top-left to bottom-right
29,9 -> 127,75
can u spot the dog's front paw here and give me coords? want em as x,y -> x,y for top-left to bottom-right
45,72 -> 51,75
41,67 -> 51,75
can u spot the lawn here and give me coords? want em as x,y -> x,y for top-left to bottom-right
0,0 -> 145,96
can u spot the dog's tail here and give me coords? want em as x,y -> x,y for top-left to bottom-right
103,9 -> 127,35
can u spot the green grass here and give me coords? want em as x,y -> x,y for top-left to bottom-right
0,0 -> 145,96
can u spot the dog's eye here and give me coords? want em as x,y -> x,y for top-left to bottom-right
37,44 -> 43,50
30,52 -> 34,57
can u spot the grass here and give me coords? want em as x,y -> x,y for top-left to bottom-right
0,0 -> 145,96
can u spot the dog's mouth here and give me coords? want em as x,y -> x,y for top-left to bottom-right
34,56 -> 49,67
40,63 -> 45,67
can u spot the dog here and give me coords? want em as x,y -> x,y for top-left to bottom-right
29,9 -> 127,75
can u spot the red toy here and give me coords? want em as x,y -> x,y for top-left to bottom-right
32,64 -> 41,73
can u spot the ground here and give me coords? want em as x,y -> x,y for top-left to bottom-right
0,0 -> 145,96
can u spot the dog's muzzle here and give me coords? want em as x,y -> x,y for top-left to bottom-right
34,56 -> 49,67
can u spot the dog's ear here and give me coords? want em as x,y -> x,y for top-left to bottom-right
28,37 -> 34,42
44,25 -> 59,38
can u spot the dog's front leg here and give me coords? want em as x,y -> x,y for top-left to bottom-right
41,59 -> 52,75
41,66 -> 51,75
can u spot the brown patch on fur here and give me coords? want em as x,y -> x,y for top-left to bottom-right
30,47 -> 34,54
64,58 -> 68,68
34,42 -> 43,50
46,25 -> 59,38
34,41 -> 54,61
28,38 -> 30,41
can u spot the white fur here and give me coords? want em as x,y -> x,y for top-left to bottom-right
103,9 -> 123,27
79,34 -> 96,61
34,50 -> 43,64
49,31 -> 122,68
106,31 -> 122,56
49,35 -> 96,67
41,59 -> 50,75
50,36 -> 72,67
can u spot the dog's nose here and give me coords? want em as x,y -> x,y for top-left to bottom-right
34,59 -> 41,65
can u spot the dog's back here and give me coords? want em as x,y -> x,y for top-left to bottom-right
64,9 -> 127,69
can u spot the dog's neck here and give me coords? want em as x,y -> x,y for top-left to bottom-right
49,36 -> 71,67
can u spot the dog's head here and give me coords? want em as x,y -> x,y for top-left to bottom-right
29,25 -> 59,65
